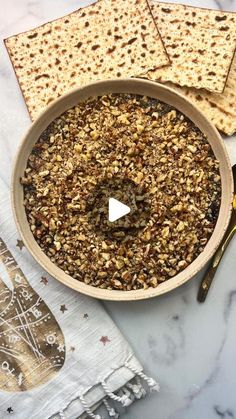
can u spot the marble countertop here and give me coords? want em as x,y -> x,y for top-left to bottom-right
0,1 -> 236,418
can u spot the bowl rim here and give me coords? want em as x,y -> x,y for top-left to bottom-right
11,78 -> 233,301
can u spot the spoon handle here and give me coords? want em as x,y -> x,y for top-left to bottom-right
197,220 -> 236,303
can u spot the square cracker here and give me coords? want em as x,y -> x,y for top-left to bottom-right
4,0 -> 170,120
145,2 -> 236,93
168,56 -> 236,136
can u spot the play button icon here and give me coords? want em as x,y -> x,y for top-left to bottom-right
87,176 -> 151,241
108,198 -> 130,223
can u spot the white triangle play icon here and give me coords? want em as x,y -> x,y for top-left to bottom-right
108,198 -> 130,222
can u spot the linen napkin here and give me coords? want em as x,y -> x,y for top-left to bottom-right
0,177 -> 159,419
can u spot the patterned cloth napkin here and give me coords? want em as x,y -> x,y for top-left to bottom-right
0,178 -> 159,419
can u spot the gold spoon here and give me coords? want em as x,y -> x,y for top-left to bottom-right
197,164 -> 236,303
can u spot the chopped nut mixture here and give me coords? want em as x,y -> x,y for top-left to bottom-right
22,94 -> 221,290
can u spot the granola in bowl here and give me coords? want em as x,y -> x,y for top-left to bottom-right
21,94 -> 221,291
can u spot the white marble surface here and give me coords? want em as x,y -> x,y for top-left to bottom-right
0,1 -> 236,418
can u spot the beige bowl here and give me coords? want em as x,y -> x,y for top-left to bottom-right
12,78 -> 233,301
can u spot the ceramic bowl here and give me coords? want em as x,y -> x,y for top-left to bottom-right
12,78 -> 233,301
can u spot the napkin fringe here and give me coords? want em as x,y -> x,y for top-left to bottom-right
79,394 -> 102,419
56,364 -> 159,419
124,361 -> 160,392
101,380 -> 134,407
126,376 -> 147,399
103,398 -> 120,418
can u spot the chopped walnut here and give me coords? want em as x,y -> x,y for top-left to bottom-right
22,94 -> 221,291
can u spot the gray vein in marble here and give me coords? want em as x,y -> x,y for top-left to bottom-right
0,66 -> 12,80
169,364 -> 221,419
181,295 -> 190,304
148,318 -> 185,366
27,0 -> 43,19
169,283 -> 236,419
224,290 -> 236,321
214,0 -> 223,9
214,406 -> 235,418
149,334 -> 180,365
213,0 -> 235,11
0,14 -> 27,36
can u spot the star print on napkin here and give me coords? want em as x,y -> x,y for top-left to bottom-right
60,304 -> 68,314
100,336 -> 110,345
83,313 -> 89,319
16,239 -> 24,250
7,407 -> 13,413
57,344 -> 65,353
40,276 -> 48,285
70,346 -> 75,352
